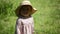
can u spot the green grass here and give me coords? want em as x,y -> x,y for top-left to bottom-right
0,0 -> 60,34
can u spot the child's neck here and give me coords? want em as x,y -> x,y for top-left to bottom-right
19,14 -> 31,19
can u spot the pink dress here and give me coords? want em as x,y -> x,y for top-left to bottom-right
15,16 -> 34,34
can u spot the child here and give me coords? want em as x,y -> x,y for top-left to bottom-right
15,0 -> 37,34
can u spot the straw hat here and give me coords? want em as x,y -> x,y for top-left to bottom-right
15,0 -> 37,17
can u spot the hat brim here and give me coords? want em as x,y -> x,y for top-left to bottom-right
15,5 -> 37,17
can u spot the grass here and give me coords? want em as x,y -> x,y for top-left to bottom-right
0,0 -> 60,34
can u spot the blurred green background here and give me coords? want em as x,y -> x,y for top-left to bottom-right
0,0 -> 60,34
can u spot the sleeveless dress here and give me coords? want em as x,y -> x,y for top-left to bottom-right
15,16 -> 34,34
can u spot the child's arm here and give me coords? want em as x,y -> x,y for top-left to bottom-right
17,25 -> 21,34
32,18 -> 35,34
16,19 -> 22,34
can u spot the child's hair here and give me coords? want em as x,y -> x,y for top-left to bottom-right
15,5 -> 33,17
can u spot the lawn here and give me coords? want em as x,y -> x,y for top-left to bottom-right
0,0 -> 60,34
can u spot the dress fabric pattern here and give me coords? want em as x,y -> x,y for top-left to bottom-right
15,17 -> 34,34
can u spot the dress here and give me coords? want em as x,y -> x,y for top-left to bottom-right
15,16 -> 34,34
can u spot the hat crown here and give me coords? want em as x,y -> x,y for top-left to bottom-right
21,0 -> 31,5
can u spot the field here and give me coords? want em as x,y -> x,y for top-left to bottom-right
0,0 -> 60,34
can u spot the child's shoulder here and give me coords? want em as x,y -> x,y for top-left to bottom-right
16,18 -> 22,22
